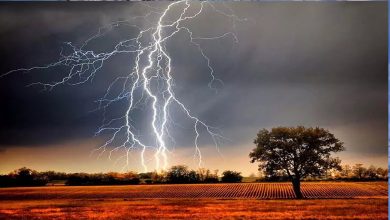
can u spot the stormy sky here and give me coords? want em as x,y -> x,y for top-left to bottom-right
0,2 -> 387,175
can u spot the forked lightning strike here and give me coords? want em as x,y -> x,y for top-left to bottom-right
2,1 -> 244,172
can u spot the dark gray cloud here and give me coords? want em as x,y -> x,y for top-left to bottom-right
0,2 -> 386,158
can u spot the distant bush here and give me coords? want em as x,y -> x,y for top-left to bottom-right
221,170 -> 243,183
65,172 -> 140,186
40,171 -> 68,181
166,165 -> 197,183
335,164 -> 388,181
144,179 -> 153,184
139,172 -> 153,179
259,170 -> 290,182
204,176 -> 219,183
2,163 -> 385,187
0,167 -> 48,187
197,168 -> 219,183
164,166 -> 221,184
256,164 -> 389,182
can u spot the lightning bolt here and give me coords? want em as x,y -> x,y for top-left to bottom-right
2,1 -> 244,172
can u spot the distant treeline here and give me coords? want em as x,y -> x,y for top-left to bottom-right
0,165 -> 243,187
0,164 -> 387,187
258,164 -> 388,182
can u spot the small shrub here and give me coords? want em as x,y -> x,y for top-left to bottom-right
221,170 -> 243,183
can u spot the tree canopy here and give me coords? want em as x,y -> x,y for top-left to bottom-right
249,126 -> 344,198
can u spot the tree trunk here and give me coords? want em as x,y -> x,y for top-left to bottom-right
292,178 -> 303,199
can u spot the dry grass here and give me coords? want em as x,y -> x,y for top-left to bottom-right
0,182 -> 387,219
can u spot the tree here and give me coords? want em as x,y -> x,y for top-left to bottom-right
204,169 -> 219,183
151,171 -> 167,183
188,170 -> 199,183
353,164 -> 367,179
221,170 -> 243,183
376,167 -> 388,179
10,167 -> 48,186
13,167 -> 35,185
249,126 -> 344,199
365,165 -> 377,179
167,165 -> 197,183
340,165 -> 353,178
197,168 -> 208,182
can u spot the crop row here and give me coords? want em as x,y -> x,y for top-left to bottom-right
122,183 -> 386,199
0,182 -> 386,200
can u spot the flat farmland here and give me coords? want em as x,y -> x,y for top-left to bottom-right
0,182 -> 386,199
0,182 -> 387,219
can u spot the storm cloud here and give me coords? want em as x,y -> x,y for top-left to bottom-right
0,2 -> 386,161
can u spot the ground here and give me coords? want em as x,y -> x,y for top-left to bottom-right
0,182 -> 387,219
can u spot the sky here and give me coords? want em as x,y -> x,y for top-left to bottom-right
0,2 -> 387,176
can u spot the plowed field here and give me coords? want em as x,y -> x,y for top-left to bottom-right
0,182 -> 387,219
0,182 -> 386,200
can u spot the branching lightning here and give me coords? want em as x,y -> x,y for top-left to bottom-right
2,1 -> 244,172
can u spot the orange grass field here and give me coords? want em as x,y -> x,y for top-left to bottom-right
0,182 -> 387,219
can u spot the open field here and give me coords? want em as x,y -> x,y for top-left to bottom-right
0,182 -> 387,219
0,182 -> 386,199
0,198 -> 387,220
